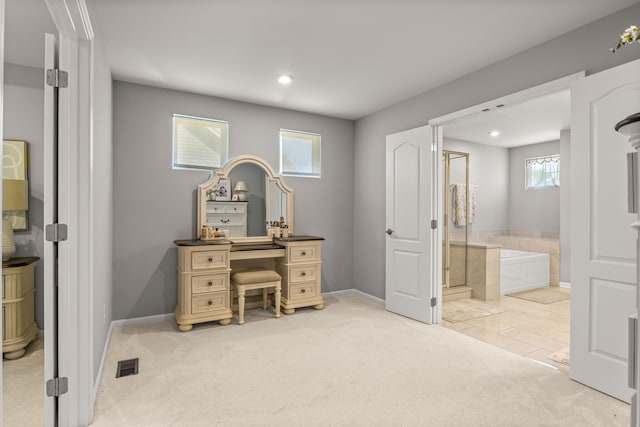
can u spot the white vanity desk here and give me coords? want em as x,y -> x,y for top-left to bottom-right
174,155 -> 324,331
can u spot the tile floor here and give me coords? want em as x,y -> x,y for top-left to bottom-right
442,287 -> 570,374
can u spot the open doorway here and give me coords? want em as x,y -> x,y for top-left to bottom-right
432,77 -> 575,373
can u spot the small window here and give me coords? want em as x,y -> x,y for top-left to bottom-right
172,114 -> 228,170
280,129 -> 321,178
525,154 -> 559,190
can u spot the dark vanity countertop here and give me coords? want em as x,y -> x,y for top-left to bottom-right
2,256 -> 40,268
274,235 -> 325,242
174,239 -> 232,246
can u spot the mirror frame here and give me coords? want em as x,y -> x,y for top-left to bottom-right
197,154 -> 294,242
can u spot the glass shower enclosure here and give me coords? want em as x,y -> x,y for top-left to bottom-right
443,150 -> 470,288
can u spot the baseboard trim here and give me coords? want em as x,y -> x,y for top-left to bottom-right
111,313 -> 174,329
559,282 -> 571,289
92,322 -> 114,414
322,289 -> 384,305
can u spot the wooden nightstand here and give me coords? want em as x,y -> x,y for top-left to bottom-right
2,257 -> 38,359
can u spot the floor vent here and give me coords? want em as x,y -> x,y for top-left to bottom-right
116,358 -> 139,378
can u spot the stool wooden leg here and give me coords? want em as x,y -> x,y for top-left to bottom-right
238,286 -> 246,325
275,281 -> 281,318
262,288 -> 268,310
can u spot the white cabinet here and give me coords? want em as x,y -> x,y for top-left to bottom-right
206,201 -> 248,238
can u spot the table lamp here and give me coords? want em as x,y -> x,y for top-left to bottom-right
3,179 -> 28,261
234,181 -> 249,201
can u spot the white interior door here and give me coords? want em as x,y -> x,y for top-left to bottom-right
385,125 -> 438,324
570,58 -> 640,402
43,32 -> 57,426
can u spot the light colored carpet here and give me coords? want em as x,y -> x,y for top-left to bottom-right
3,335 -> 44,427
549,346 -> 571,366
442,298 -> 506,322
508,287 -> 570,304
90,294 -> 628,427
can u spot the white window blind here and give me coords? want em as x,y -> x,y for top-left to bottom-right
280,129 -> 321,178
172,114 -> 228,170
525,154 -> 559,190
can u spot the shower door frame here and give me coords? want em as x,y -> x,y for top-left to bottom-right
442,150 -> 470,288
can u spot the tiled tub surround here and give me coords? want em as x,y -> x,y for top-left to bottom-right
448,241 -> 501,301
449,230 -> 560,286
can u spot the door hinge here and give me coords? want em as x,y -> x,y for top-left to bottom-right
46,68 -> 68,88
45,223 -> 68,242
46,377 -> 68,397
430,297 -> 437,307
431,219 -> 437,229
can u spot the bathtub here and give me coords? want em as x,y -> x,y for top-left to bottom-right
500,249 -> 550,295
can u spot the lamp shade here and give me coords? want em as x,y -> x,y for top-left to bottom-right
234,181 -> 248,192
3,179 -> 28,211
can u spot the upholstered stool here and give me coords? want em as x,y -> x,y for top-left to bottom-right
231,270 -> 281,325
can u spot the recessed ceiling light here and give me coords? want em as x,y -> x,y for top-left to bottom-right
277,74 -> 294,85
490,130 -> 501,137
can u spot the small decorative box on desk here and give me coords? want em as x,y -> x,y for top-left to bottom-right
274,236 -> 325,315
2,256 -> 39,359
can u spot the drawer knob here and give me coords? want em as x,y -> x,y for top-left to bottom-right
208,300 -> 213,306
208,281 -> 213,286
301,251 -> 306,256
301,289 -> 306,293
208,257 -> 213,262
301,272 -> 306,276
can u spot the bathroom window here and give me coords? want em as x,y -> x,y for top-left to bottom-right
280,129 -> 321,178
525,154 -> 560,190
172,114 -> 229,170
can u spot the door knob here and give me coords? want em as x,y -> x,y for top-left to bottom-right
386,229 -> 394,235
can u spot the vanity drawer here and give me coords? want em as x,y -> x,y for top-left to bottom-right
288,245 -> 321,263
191,250 -> 228,270
287,282 -> 318,301
192,292 -> 229,314
191,273 -> 228,294
287,264 -> 319,284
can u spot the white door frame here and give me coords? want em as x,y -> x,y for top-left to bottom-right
427,71 -> 585,319
0,0 -> 6,419
0,1 -> 94,424
44,1 -> 95,425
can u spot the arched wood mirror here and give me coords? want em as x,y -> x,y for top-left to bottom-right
197,155 -> 294,242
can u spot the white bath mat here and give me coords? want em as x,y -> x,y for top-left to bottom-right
507,287 -> 569,304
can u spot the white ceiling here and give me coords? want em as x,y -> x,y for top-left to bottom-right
3,0 -> 636,125
443,89 -> 570,148
91,0 -> 636,120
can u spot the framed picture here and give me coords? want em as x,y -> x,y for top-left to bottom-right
231,194 -> 239,201
215,178 -> 231,201
3,140 -> 29,230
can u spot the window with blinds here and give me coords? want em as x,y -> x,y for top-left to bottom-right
172,114 -> 228,170
279,129 -> 321,178
525,154 -> 560,190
